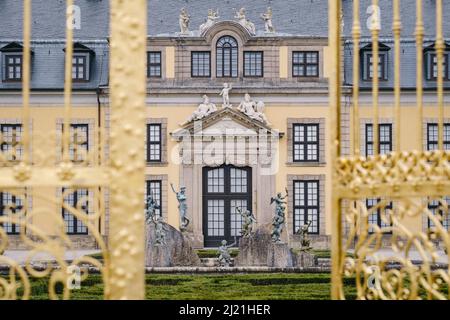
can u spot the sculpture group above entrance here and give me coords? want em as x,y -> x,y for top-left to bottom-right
183,89 -> 270,126
237,93 -> 270,125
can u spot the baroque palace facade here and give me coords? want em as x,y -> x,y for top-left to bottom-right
0,0 -> 449,249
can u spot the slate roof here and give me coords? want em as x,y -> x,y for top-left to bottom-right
0,0 -> 329,39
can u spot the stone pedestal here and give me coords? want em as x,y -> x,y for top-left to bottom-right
235,224 -> 294,267
235,224 -> 317,268
145,222 -> 201,267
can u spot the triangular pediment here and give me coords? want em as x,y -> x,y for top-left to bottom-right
172,107 -> 283,139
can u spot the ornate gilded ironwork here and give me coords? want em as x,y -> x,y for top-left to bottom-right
0,0 -> 146,300
331,0 -> 450,300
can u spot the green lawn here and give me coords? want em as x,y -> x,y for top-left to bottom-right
12,273 -> 357,300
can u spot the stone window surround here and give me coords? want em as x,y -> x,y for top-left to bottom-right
0,187 -> 33,237
360,118 -> 395,156
55,118 -> 95,165
287,174 -> 326,236
147,46 -> 166,80
56,187 -> 96,236
287,118 -> 325,166
422,118 -> 450,151
0,118 -> 33,163
422,118 -> 450,233
145,174 -> 168,221
288,46 -> 324,80
145,118 -> 168,166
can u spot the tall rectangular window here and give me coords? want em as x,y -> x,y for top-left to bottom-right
244,51 -> 263,77
69,124 -> 89,163
366,123 -> 392,156
0,124 -> 23,162
293,124 -> 319,162
0,192 -> 23,235
427,123 -> 450,151
72,55 -> 87,81
148,52 -> 161,78
292,51 -> 319,77
428,197 -> 450,231
146,180 -> 162,218
5,55 -> 22,81
366,198 -> 393,233
293,180 -> 319,234
191,51 -> 211,77
62,189 -> 89,235
147,124 -> 161,162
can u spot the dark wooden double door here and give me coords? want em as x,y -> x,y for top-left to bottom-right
202,165 -> 252,247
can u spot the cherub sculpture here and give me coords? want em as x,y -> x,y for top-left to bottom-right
199,9 -> 219,34
235,8 -> 256,35
179,8 -> 190,34
171,183 -> 189,231
219,83 -> 232,108
218,238 -> 237,267
270,188 -> 288,243
261,7 -> 275,33
236,207 -> 256,237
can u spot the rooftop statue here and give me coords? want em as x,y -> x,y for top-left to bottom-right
219,83 -> 232,108
182,95 -> 217,125
235,8 -> 256,35
171,183 -> 189,231
199,9 -> 219,34
236,207 -> 256,237
261,7 -> 275,33
237,93 -> 270,125
270,188 -> 288,243
179,8 -> 190,34
218,238 -> 237,267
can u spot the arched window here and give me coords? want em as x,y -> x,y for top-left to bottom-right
216,36 -> 238,77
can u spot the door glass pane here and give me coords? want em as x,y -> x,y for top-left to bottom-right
207,199 -> 224,236
207,168 -> 224,193
230,168 -> 247,193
